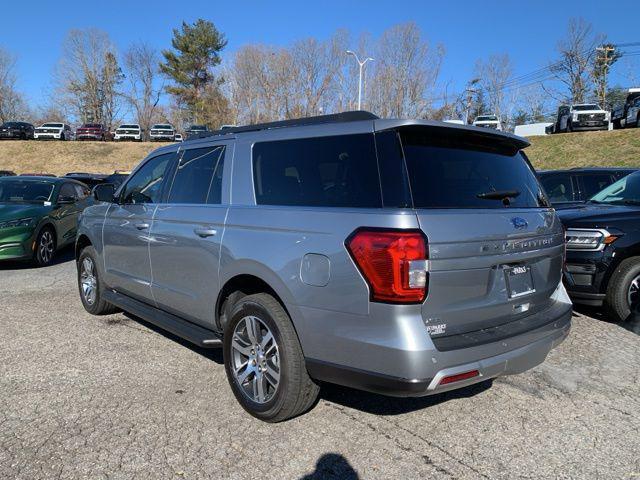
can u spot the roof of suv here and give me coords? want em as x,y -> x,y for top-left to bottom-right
538,167 -> 637,175
178,111 -> 529,150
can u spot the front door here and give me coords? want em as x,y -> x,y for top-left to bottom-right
102,152 -> 174,304
149,143 -> 231,327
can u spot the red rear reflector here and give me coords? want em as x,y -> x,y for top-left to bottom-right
439,370 -> 479,386
346,229 -> 427,303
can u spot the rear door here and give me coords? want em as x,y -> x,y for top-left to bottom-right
386,127 -> 564,341
149,142 -> 231,327
102,152 -> 174,304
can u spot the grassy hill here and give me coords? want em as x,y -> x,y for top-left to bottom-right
0,128 -> 638,176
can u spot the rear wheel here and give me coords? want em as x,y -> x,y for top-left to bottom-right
605,257 -> 640,322
223,293 -> 319,422
33,227 -> 56,266
77,246 -> 119,315
636,113 -> 640,128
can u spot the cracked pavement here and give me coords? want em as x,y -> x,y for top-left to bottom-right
1,249 -> 639,479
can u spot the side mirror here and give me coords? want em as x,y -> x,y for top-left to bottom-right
94,183 -> 116,202
57,195 -> 76,205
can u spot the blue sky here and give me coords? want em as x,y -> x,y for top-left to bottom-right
1,0 -> 638,109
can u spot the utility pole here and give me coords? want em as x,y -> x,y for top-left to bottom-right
346,50 -> 374,110
596,45 -> 615,108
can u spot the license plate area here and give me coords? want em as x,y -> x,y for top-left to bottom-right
504,265 -> 535,298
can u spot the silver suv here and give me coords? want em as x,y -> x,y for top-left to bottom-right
76,112 -> 572,422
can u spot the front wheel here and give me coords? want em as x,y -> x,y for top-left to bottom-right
605,257 -> 640,322
33,227 -> 56,266
223,293 -> 319,422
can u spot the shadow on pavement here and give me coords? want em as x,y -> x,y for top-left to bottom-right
299,453 -> 359,480
318,378 -> 493,416
0,245 -> 75,270
573,304 -> 640,336
122,312 -> 224,364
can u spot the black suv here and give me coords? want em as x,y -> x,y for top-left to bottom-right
538,167 -> 636,208
559,171 -> 640,321
185,124 -> 210,139
0,121 -> 35,140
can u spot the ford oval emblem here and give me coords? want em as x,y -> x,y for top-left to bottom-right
511,217 -> 528,229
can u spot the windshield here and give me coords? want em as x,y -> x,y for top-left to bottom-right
573,104 -> 600,111
476,116 -> 497,121
0,180 -> 55,203
152,124 -> 172,129
399,129 -> 547,209
119,124 -> 139,129
590,172 -> 640,205
82,124 -> 101,129
190,125 -> 207,131
2,122 -> 20,128
42,123 -> 63,128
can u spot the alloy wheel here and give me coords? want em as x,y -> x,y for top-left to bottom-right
39,231 -> 55,264
80,257 -> 97,305
231,315 -> 280,404
627,274 -> 640,313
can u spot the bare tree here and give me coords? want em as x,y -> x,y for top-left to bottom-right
368,22 -> 445,118
475,53 -> 513,120
122,43 -> 163,137
550,18 -> 602,104
55,28 -> 124,128
0,48 -> 28,123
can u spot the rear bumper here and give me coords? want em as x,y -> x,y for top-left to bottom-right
569,121 -> 609,131
300,284 -> 573,397
34,133 -> 61,139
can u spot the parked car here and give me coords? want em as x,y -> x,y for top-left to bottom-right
0,121 -> 34,140
114,124 -> 143,142
150,124 -> 176,142
76,123 -> 107,141
560,171 -> 640,322
472,114 -> 502,130
185,124 -> 210,139
64,172 -> 110,189
174,133 -> 183,142
34,122 -> 72,141
0,170 -> 16,177
77,111 -> 571,422
566,104 -> 610,132
611,88 -> 640,129
537,167 -> 637,208
443,119 -> 464,125
0,176 -> 92,266
20,173 -> 56,177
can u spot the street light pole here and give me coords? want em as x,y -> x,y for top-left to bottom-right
346,50 -> 374,110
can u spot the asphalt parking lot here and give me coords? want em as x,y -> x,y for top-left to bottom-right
1,249 -> 639,479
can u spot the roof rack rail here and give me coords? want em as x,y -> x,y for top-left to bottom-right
186,110 -> 379,140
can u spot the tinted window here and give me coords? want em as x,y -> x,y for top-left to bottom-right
120,153 -> 173,204
59,183 -> 77,200
540,174 -> 575,203
74,184 -> 90,199
580,174 -> 613,198
253,134 -> 382,208
399,129 -> 547,209
167,146 -> 225,204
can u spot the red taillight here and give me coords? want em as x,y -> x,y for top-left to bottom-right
439,370 -> 479,386
346,229 -> 428,304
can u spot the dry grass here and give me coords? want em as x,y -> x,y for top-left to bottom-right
0,140 -> 157,176
1,128 -> 638,176
526,128 -> 640,170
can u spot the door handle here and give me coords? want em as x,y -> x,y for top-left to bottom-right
135,223 -> 150,230
194,227 -> 217,238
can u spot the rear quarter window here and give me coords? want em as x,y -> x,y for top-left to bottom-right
252,134 -> 382,208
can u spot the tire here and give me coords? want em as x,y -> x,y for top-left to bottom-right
636,114 -> 640,128
223,293 -> 319,422
605,257 -> 640,322
77,246 -> 120,315
566,121 -> 572,133
33,226 -> 56,266
60,132 -> 65,141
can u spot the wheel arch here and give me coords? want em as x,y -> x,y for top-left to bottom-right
75,234 -> 93,261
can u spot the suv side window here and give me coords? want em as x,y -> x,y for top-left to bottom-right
539,174 -> 575,203
167,146 -> 225,204
580,174 -> 614,199
252,134 -> 382,208
74,184 -> 90,199
59,183 -> 77,200
120,153 -> 173,205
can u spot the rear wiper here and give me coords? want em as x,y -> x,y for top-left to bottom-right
476,189 -> 521,201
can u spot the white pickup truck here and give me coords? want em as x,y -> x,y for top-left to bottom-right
472,115 -> 502,131
565,104 -> 610,132
114,124 -> 143,141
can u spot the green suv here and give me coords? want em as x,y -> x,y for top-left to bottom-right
0,176 -> 92,265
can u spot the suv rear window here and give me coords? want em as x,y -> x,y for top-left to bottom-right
252,134 -> 382,208
399,129 -> 547,209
